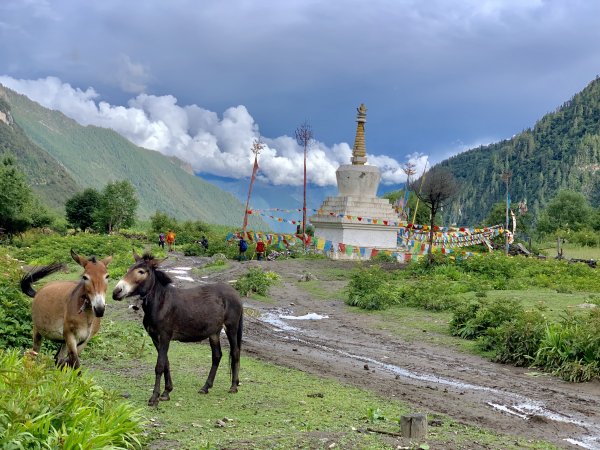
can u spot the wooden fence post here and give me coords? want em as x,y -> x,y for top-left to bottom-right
400,413 -> 427,439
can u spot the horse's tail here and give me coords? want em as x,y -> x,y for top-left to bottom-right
20,262 -> 66,298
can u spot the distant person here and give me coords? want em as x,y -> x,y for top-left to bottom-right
200,236 -> 209,251
166,230 -> 176,252
238,237 -> 248,261
256,240 -> 265,261
158,232 -> 166,249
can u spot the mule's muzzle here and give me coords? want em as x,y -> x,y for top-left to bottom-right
94,305 -> 105,317
112,286 -> 124,300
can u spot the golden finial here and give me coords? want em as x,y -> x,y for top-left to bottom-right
351,103 -> 367,165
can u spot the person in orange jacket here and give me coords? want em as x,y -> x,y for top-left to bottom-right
166,230 -> 176,252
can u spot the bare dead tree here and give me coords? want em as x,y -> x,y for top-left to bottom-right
295,121 -> 313,245
410,167 -> 459,263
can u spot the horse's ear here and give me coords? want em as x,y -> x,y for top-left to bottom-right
101,255 -> 113,267
71,249 -> 88,267
133,250 -> 142,262
152,257 -> 168,267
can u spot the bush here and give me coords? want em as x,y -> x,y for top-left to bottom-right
449,298 -> 523,340
534,310 -> 600,382
0,350 -> 143,449
0,254 -> 33,349
234,267 -> 279,297
345,266 -> 398,310
482,307 -> 547,366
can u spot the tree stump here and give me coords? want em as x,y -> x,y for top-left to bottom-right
400,413 -> 427,439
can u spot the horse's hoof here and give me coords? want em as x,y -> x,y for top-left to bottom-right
148,398 -> 159,406
198,388 -> 209,394
228,387 -> 238,394
159,393 -> 170,401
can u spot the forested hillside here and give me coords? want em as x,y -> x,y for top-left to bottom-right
0,85 -> 266,229
438,76 -> 600,224
0,97 -> 80,210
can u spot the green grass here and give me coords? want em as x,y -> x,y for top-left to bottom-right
85,326 -> 556,450
538,242 -> 600,260
461,289 -> 597,321
296,279 -> 347,300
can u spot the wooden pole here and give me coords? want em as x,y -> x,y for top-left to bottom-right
411,159 -> 428,224
242,139 -> 264,233
400,414 -> 427,439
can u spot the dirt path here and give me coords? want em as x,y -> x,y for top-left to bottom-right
163,255 -> 600,449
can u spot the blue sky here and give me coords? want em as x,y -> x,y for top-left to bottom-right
1,0 -> 600,188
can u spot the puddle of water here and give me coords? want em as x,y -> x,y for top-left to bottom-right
174,275 -> 194,281
167,269 -> 189,275
172,266 -> 192,270
565,438 -> 599,449
280,313 -> 329,320
260,312 -> 298,332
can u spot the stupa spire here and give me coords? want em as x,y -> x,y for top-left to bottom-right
351,103 -> 367,165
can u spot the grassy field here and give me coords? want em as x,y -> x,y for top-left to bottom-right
5,233 -> 594,449
83,319 -> 556,450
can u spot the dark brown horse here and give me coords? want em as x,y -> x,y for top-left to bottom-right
20,250 -> 112,369
112,252 -> 243,406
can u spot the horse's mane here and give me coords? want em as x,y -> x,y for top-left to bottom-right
141,252 -> 173,286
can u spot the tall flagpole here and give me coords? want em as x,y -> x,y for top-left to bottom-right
242,138 -> 264,234
295,122 -> 313,249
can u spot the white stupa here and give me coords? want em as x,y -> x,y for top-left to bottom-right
310,104 -> 400,259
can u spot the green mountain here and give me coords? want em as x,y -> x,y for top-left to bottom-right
0,96 -> 80,210
437,76 -> 600,224
0,85 -> 265,229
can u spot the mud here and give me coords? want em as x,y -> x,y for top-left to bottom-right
163,256 -> 600,449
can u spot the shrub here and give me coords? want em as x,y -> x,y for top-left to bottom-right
0,350 -> 143,449
449,298 -> 523,340
482,307 -> 547,366
234,267 -> 279,297
346,266 -> 397,310
0,254 -> 34,349
371,252 -> 397,263
534,310 -> 600,382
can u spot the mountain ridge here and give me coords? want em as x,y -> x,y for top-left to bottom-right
0,85 -> 266,229
436,76 -> 600,224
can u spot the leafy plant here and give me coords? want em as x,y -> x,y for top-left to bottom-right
234,267 -> 279,296
0,350 -> 143,449
346,266 -> 397,310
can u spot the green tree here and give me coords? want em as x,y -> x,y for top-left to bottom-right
540,190 -> 591,233
65,188 -> 101,230
95,180 -> 138,233
383,189 -> 430,225
149,210 -> 177,234
0,155 -> 34,237
484,202 -> 533,235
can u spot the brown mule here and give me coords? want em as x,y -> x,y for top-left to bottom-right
20,249 -> 112,369
113,252 -> 243,406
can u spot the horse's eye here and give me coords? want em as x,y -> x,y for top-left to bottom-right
137,269 -> 145,275
82,275 -> 90,281
104,274 -> 110,279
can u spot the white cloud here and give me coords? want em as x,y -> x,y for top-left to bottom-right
0,76 -> 418,186
114,54 -> 149,94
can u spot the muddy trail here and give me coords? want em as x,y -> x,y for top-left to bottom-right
162,255 -> 600,449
